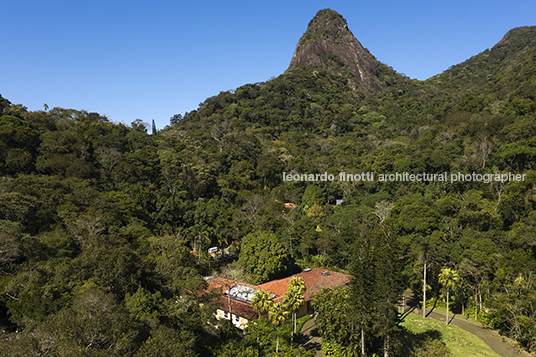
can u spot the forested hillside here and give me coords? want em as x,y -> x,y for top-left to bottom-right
1,9 -> 535,356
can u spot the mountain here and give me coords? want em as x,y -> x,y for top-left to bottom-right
429,26 -> 536,98
1,9 -> 536,357
288,9 -> 381,93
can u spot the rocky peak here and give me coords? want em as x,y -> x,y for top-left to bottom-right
288,9 -> 380,92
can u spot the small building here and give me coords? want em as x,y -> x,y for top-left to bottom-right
205,277 -> 260,329
256,268 -> 352,317
204,268 -> 352,329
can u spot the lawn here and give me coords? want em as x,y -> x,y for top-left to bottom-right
401,313 -> 500,357
296,314 -> 313,334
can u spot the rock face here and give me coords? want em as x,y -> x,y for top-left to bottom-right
288,9 -> 380,92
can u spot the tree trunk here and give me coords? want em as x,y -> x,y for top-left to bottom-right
289,234 -> 294,258
198,232 -> 201,262
361,327 -> 365,357
423,260 -> 427,318
227,291 -> 233,325
384,333 -> 389,357
475,292 -> 478,321
290,312 -> 295,344
276,336 -> 279,353
445,291 -> 449,325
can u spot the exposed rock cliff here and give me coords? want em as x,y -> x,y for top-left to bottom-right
288,9 -> 381,92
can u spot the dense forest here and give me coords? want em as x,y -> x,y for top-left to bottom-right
1,8 -> 536,356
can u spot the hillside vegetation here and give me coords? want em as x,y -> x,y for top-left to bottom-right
1,9 -> 535,356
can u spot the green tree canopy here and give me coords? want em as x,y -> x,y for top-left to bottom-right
238,231 -> 291,284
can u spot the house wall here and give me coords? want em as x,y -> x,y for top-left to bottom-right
296,302 -> 309,318
215,308 -> 249,330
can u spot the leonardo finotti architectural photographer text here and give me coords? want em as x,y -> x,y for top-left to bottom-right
282,171 -> 526,184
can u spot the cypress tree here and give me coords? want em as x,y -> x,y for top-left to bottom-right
371,224 -> 404,357
350,222 -> 404,357
349,225 -> 375,357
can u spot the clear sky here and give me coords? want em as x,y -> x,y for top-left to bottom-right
1,0 -> 535,130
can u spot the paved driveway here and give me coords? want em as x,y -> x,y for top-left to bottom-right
403,291 -> 531,357
299,316 -> 324,357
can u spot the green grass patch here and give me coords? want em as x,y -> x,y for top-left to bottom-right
296,314 -> 313,334
423,302 -> 485,327
401,313 -> 500,357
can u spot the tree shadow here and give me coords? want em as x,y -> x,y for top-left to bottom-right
302,340 -> 322,351
448,313 -> 456,325
394,327 -> 447,356
425,298 -> 438,318
400,305 -> 416,320
403,290 -> 437,319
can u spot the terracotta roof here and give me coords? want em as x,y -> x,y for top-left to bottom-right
213,295 -> 259,320
256,268 -> 352,302
204,277 -> 259,319
203,269 -> 351,318
205,277 -> 256,293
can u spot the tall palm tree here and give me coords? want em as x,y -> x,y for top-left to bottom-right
269,302 -> 289,353
284,277 -> 306,337
438,268 -> 462,325
415,235 -> 431,319
251,289 -> 273,319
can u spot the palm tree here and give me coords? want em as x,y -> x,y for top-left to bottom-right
416,235 -> 431,319
269,302 -> 289,353
283,277 -> 306,338
438,268 -> 462,325
251,289 -> 273,319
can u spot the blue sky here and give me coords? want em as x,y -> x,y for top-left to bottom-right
1,0 -> 535,130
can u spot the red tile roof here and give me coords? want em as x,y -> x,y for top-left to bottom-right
213,294 -> 259,320
205,277 -> 259,319
205,276 -> 256,293
203,269 -> 351,318
256,268 -> 352,303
